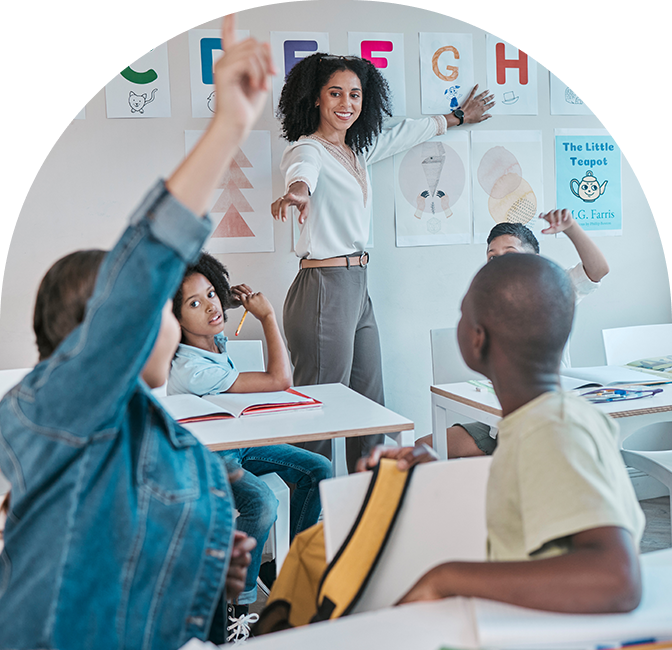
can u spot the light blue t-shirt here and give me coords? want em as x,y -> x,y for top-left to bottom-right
167,333 -> 240,396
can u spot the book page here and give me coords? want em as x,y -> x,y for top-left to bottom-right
159,394 -> 233,421
561,365 -> 668,388
203,389 -> 318,418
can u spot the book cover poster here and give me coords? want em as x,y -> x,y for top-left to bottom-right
471,131 -> 544,243
485,35 -> 538,116
394,131 -> 470,247
188,29 -> 249,119
614,38 -> 660,115
555,129 -> 622,235
548,36 -> 600,115
15,25 -> 86,120
348,32 -> 406,116
419,33 -> 474,116
185,130 -> 274,253
271,32 -> 330,111
105,43 -> 171,118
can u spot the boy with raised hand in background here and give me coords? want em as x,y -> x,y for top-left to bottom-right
361,253 -> 644,614
417,208 -> 610,457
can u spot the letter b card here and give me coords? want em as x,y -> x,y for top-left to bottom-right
16,25 -> 86,120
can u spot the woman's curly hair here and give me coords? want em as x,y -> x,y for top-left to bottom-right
277,53 -> 392,154
172,251 -> 232,325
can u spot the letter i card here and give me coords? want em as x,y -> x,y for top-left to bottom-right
555,128 -> 622,235
16,25 -> 86,120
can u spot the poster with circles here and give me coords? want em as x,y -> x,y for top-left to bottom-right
471,130 -> 544,243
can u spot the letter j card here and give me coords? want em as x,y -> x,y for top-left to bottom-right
555,129 -> 622,235
16,25 -> 86,120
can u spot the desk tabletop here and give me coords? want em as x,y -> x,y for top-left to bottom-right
432,381 -> 672,421
185,383 -> 414,452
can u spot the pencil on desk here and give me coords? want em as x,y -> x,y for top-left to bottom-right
235,310 -> 248,337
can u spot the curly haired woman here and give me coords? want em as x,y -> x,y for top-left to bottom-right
271,53 -> 494,472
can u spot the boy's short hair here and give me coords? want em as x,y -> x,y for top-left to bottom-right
172,251 -> 232,323
470,254 -> 574,368
487,222 -> 539,253
33,250 -> 107,361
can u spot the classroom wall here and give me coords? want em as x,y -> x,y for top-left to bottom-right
1,0 -> 669,437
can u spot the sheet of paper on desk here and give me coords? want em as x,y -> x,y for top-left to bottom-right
561,365 -> 672,390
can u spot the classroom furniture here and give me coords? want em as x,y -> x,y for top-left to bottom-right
320,457 -> 492,614
602,323 -> 672,367
430,381 -> 672,456
429,328 -> 481,385
190,548 -> 672,650
184,383 -> 415,478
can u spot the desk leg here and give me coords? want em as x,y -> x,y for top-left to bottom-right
389,429 -> 415,448
432,401 -> 449,461
331,437 -> 348,477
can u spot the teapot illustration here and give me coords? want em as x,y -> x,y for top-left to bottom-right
570,170 -> 608,203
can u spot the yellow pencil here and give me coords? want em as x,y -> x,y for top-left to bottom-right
235,310 -> 248,337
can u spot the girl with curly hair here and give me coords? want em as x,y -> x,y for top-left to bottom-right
271,53 -> 494,472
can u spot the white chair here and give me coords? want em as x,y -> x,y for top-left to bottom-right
602,324 -> 672,508
430,327 -> 482,385
320,456 -> 492,614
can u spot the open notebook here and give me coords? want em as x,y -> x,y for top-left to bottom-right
158,388 -> 321,423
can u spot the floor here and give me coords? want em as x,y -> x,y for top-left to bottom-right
250,495 -> 671,615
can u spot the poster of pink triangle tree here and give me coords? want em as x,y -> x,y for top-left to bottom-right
185,130 -> 274,253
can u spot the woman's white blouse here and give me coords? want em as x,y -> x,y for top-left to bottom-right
281,116 -> 447,260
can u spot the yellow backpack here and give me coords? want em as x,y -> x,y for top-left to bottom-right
252,458 -> 415,634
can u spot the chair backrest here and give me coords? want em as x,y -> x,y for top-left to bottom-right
0,367 -> 32,400
430,327 -> 482,385
602,323 -> 672,367
320,456 -> 492,614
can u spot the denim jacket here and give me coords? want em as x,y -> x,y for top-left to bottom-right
0,182 -> 236,650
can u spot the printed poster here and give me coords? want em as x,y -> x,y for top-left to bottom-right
270,31 -> 330,111
485,35 -> 538,115
394,131 -> 470,247
188,29 -> 249,119
15,25 -> 86,120
555,129 -> 621,235
105,43 -> 171,118
614,38 -> 660,115
185,130 -> 274,253
548,36 -> 600,115
471,131 -> 544,243
348,32 -> 406,116
419,33 -> 474,116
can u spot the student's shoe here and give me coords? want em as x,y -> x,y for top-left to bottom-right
256,559 -> 277,596
226,603 -> 259,644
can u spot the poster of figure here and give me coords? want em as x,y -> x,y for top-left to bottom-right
485,35 -> 538,115
348,32 -> 406,116
185,130 -> 274,253
548,36 -> 600,115
394,132 -> 470,247
188,29 -> 249,118
419,33 -> 474,116
270,32 -> 330,110
105,43 -> 171,118
16,25 -> 86,120
471,131 -> 544,243
555,128 -> 621,235
614,38 -> 660,115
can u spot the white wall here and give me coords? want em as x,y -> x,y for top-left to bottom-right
1,0 -> 669,437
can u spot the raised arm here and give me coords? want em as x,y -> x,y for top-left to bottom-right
398,526 -> 641,614
228,291 -> 292,393
539,209 -> 610,282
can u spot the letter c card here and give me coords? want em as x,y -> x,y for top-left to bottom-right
348,33 -> 406,116
16,25 -> 86,120
105,42 -> 171,118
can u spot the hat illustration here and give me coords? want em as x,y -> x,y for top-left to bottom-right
502,91 -> 519,105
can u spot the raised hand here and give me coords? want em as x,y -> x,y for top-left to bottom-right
539,209 -> 574,235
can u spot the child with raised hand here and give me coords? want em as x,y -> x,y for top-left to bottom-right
169,250 -> 331,633
360,254 -> 644,615
0,15 -> 274,649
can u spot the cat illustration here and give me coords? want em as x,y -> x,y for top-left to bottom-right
128,88 -> 158,114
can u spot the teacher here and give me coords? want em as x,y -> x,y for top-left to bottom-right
271,53 -> 493,472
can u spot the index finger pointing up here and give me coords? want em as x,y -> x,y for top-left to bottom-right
221,13 -> 237,51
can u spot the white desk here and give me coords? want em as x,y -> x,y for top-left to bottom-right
431,381 -> 672,458
185,383 -> 415,476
